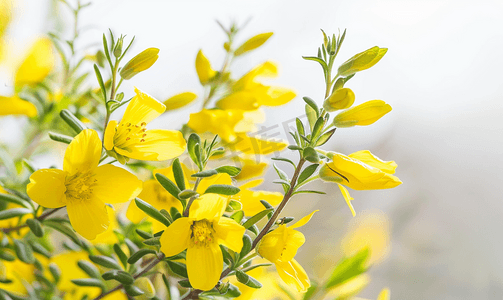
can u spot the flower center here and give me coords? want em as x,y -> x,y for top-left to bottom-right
65,171 -> 97,202
114,122 -> 148,149
190,219 -> 215,248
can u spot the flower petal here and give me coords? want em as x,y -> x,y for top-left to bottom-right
14,37 -> 54,87
257,225 -> 287,263
214,217 -> 245,253
186,242 -> 223,291
196,173 -> 232,194
290,210 -> 318,229
159,218 -> 191,257
234,158 -> 268,181
121,87 -> 165,125
63,129 -> 101,175
0,95 -> 37,117
27,169 -> 67,208
93,164 -> 142,204
275,259 -> 310,292
189,194 -> 227,221
115,129 -> 186,161
280,229 -> 305,262
103,120 -> 117,151
338,184 -> 355,217
66,197 -> 109,240
348,150 -> 397,174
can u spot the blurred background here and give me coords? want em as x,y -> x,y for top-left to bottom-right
2,0 -> 503,299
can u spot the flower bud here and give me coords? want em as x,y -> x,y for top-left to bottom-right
195,49 -> 216,84
234,32 -> 273,56
163,92 -> 197,111
120,48 -> 159,80
333,100 -> 391,128
113,37 -> 123,58
323,88 -> 355,112
337,46 -> 387,77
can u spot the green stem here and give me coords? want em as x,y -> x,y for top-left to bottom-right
183,178 -> 202,217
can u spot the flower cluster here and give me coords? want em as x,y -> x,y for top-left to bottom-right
0,2 -> 400,300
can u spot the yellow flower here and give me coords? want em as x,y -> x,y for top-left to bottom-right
195,49 -> 216,84
323,88 -> 355,112
333,100 -> 391,128
319,150 -> 401,216
104,87 -> 186,163
127,164 -> 232,233
216,61 -> 295,111
258,210 -> 318,292
337,46 -> 388,77
164,92 -> 197,111
120,48 -> 159,80
90,206 -> 120,245
232,179 -> 283,216
27,129 -> 143,240
159,193 -> 245,291
0,95 -> 37,117
223,133 -> 287,156
14,37 -> 55,87
188,108 -> 264,142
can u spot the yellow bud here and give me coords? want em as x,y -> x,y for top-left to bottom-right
319,163 -> 344,183
333,100 -> 391,128
323,88 -> 355,112
337,46 -> 387,77
134,277 -> 156,299
234,32 -> 273,56
120,47 -> 159,80
163,92 -> 197,111
195,49 -> 216,84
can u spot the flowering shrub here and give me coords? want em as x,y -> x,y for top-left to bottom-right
0,1 -> 400,299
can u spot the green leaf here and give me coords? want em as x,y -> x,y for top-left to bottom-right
14,240 -> 34,264
240,234 -> 252,257
124,284 -> 144,296
287,145 -> 302,151
102,270 -> 134,285
60,109 -> 86,134
311,117 -> 326,140
143,236 -> 161,246
302,281 -> 319,300
324,247 -> 370,289
48,131 -> 73,144
0,251 -> 16,261
77,260 -> 101,279
298,164 -> 319,185
71,278 -> 105,290
228,200 -> 242,211
134,198 -> 171,228
302,56 -> 328,73
204,184 -> 240,196
127,249 -> 156,264
172,158 -> 186,190
0,192 -> 31,209
271,157 -> 296,168
135,229 -> 152,240
113,244 -> 128,269
28,241 -> 51,258
88,255 -> 122,270
273,163 -> 289,181
316,128 -> 336,146
178,189 -> 197,200
242,209 -> 274,229
44,220 -> 81,246
303,147 -> 319,163
230,210 -> 244,224
236,270 -> 262,289
295,118 -> 305,137
93,64 -> 107,101
215,166 -> 241,176
49,264 -> 61,283
187,133 -> 202,168
155,173 -> 181,200
0,208 -> 31,220
167,261 -> 188,278
26,219 -> 44,238
303,97 -> 320,118
305,104 -> 317,132
293,190 -> 326,196
191,169 -> 218,178
241,263 -> 273,273
259,200 -> 274,219
178,279 -> 191,288
272,179 -> 290,193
